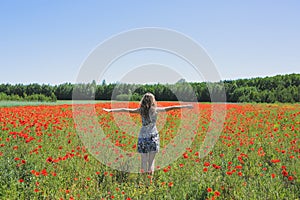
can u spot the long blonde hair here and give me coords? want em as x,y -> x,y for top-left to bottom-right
140,93 -> 156,120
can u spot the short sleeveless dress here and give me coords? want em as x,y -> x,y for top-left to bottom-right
137,110 -> 160,153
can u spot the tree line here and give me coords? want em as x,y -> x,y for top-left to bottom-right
0,73 -> 299,103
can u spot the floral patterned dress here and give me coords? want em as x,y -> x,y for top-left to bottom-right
137,110 -> 160,153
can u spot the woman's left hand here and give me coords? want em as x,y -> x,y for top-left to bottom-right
103,108 -> 111,112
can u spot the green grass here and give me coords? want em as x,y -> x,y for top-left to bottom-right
0,103 -> 299,199
0,101 -> 57,107
0,100 -> 112,107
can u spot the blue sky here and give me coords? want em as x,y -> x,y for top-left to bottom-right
1,1 -> 299,84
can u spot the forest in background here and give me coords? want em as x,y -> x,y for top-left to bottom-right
0,73 -> 299,103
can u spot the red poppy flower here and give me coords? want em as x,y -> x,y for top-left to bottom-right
46,157 -> 53,163
271,173 -> 276,178
214,191 -> 221,196
84,154 -> 89,162
41,169 -> 48,176
282,170 -> 288,177
226,171 -> 233,176
183,152 -> 188,159
271,159 -> 280,163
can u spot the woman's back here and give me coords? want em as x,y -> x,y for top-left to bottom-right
139,110 -> 158,138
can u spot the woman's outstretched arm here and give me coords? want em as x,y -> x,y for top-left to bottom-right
103,108 -> 140,113
156,104 -> 193,112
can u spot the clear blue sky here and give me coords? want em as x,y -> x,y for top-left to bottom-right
1,0 -> 299,84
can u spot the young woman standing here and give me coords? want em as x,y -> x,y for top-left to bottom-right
103,93 -> 193,181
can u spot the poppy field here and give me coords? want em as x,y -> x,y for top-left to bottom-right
0,102 -> 299,199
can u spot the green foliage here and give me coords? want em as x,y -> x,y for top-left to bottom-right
0,73 -> 300,103
130,93 -> 142,101
0,92 -> 56,102
116,94 -> 130,101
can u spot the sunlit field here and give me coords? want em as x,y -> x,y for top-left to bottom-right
0,102 -> 299,199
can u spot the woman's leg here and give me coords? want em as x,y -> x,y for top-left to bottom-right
148,152 -> 156,174
141,153 -> 148,173
139,153 -> 149,186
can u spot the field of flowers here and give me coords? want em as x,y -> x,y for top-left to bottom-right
0,102 -> 299,199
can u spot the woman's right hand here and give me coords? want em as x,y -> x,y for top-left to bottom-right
185,104 -> 193,109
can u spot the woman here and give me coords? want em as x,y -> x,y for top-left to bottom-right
103,93 -> 193,177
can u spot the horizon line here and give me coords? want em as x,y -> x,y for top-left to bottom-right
1,72 -> 299,86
